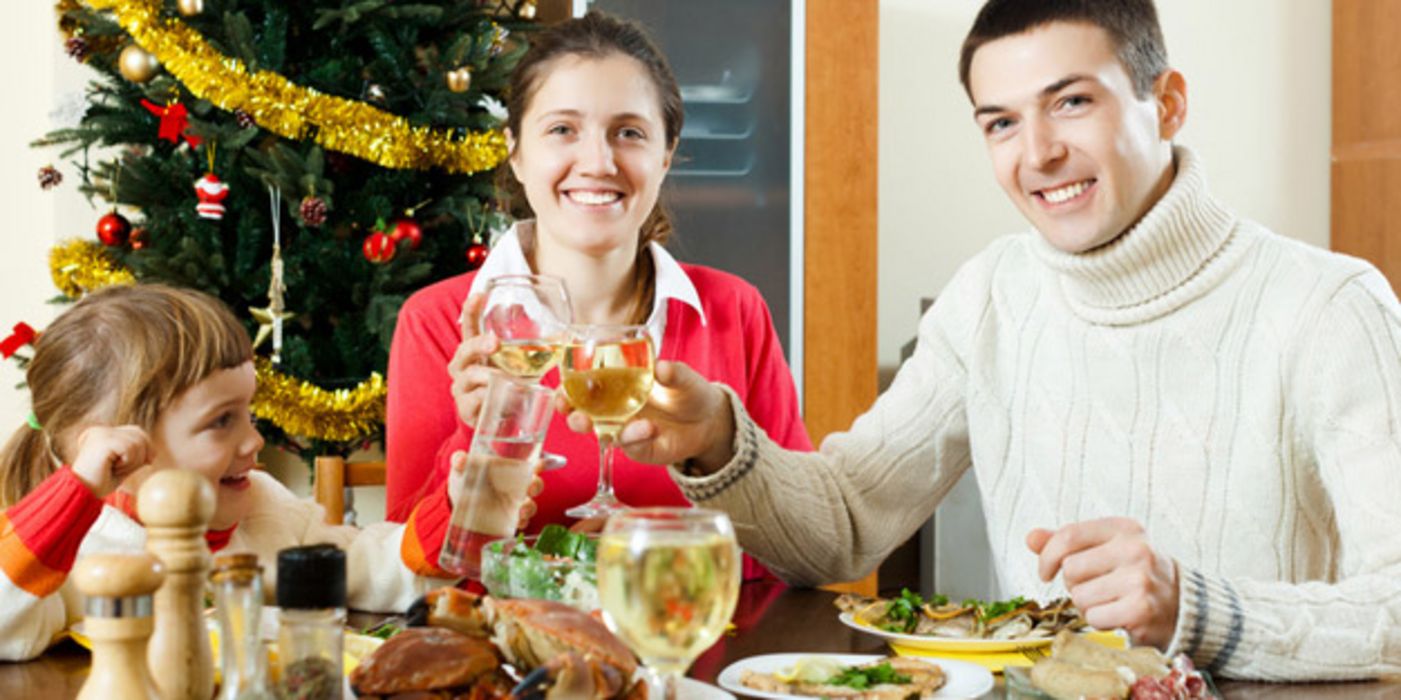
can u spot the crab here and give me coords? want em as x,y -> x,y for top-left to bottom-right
411,587 -> 647,700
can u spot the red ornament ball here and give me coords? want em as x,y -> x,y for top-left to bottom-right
390,218 -> 423,250
96,211 -> 132,247
466,241 -> 489,269
363,231 -> 397,264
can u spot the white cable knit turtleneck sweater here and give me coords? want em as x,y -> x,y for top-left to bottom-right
674,147 -> 1401,681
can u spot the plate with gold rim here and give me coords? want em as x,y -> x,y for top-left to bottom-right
839,612 -> 1055,653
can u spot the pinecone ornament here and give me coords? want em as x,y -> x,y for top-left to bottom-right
64,36 -> 88,61
299,196 -> 328,227
37,166 -> 62,190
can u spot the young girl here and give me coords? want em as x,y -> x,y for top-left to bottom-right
386,11 -> 811,580
0,284 -> 457,661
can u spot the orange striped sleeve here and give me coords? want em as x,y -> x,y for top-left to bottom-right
401,484 -> 453,577
0,468 -> 102,597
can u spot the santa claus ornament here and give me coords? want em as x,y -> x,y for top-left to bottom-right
194,173 -> 229,220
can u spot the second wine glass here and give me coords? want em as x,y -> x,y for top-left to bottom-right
559,324 -> 655,519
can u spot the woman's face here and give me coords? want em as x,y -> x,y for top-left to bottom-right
508,53 -> 674,258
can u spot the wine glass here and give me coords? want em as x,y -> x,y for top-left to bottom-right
597,508 -> 741,700
480,274 -> 572,470
559,323 -> 654,519
480,274 -> 573,381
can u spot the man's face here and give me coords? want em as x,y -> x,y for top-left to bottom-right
968,22 -> 1178,253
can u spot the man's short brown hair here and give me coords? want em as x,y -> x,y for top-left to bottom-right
958,0 -> 1169,100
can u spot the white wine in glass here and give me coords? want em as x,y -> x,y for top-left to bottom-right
598,508 -> 741,700
480,274 -> 572,381
479,274 -> 572,470
489,339 -> 561,380
559,325 -> 654,519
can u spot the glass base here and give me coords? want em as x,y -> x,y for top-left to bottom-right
565,494 -> 628,520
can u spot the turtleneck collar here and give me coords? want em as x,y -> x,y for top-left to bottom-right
1030,146 -> 1246,325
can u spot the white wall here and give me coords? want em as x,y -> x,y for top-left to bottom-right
0,6 -> 95,432
878,0 -> 1332,371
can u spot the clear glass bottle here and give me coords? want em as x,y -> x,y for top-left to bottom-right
211,552 -> 274,700
275,545 -> 346,700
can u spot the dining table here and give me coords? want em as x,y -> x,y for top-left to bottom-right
3,582 -> 1399,699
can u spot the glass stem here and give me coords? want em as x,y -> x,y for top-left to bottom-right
595,428 -> 617,500
647,667 -> 680,700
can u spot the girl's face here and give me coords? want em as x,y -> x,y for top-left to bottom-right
141,361 -> 264,530
508,52 -> 674,259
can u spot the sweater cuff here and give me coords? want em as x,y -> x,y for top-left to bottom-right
400,481 -> 454,578
669,384 -> 762,502
0,468 -> 104,597
1166,564 -> 1245,675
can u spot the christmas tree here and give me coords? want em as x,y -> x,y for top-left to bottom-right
31,0 -> 540,457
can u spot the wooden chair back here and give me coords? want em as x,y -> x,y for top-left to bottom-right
312,456 -> 386,525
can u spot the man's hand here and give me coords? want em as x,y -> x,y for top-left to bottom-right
448,293 -> 502,428
559,360 -> 736,473
1027,517 -> 1179,649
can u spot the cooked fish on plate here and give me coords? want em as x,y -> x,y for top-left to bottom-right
717,654 -> 994,700
835,589 -> 1087,641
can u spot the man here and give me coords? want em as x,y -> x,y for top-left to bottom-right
565,0 -> 1401,681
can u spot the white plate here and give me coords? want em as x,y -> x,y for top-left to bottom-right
676,677 -> 738,700
717,653 -> 994,700
839,612 -> 1054,653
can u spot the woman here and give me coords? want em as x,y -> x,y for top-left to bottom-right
386,11 -> 809,580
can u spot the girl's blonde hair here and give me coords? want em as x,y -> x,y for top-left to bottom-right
0,284 -> 252,506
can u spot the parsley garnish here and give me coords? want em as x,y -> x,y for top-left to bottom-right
883,588 -> 925,633
828,662 -> 912,689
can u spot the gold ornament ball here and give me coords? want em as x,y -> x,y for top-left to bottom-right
445,67 -> 473,94
177,0 -> 204,16
118,45 -> 160,83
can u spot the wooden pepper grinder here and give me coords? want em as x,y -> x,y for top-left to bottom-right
73,552 -> 165,700
138,469 -> 216,700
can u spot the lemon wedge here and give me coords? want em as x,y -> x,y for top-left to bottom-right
775,657 -> 844,683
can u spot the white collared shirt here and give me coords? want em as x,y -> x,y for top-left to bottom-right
466,221 -> 707,354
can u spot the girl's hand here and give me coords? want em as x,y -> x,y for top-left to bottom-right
448,293 -> 503,428
447,450 -> 545,531
69,425 -> 153,498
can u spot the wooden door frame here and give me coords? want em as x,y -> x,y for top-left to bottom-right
805,0 -> 879,595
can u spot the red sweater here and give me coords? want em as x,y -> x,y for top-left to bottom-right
386,264 -> 812,579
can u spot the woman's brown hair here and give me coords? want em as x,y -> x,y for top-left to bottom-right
0,284 -> 252,506
497,10 -> 685,324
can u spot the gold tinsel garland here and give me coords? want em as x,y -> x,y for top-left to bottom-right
50,239 -> 136,298
85,0 -> 509,175
47,240 -> 388,443
252,358 -> 386,443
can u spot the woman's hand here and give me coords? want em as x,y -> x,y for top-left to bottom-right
69,425 -> 153,498
560,360 -> 737,473
448,293 -> 503,428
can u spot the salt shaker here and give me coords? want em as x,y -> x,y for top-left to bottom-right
211,552 -> 274,700
275,544 -> 346,700
72,552 -> 165,700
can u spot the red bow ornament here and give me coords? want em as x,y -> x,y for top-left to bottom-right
140,99 -> 203,147
0,322 -> 37,359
